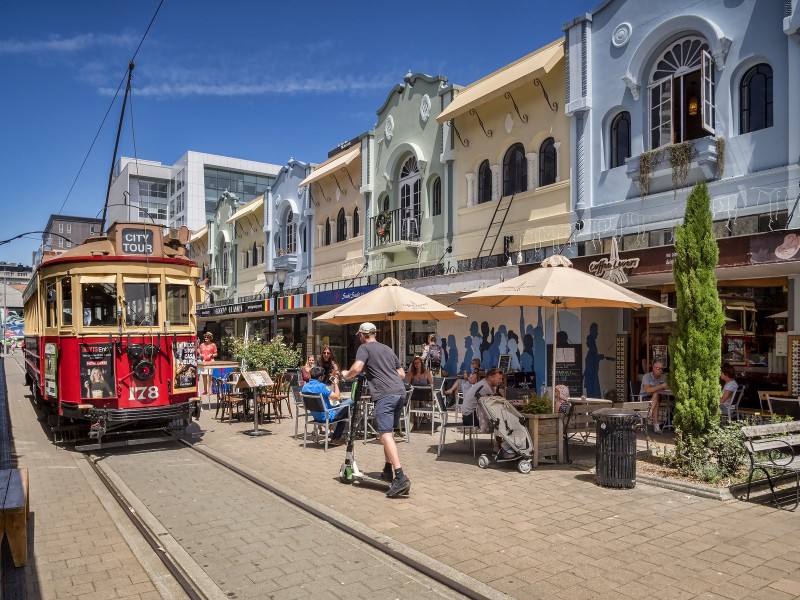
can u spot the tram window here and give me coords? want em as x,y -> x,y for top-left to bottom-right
82,283 -> 118,326
166,284 -> 189,325
45,281 -> 57,328
123,283 -> 159,326
61,277 -> 72,326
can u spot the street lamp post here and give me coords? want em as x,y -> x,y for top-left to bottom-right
263,268 -> 289,341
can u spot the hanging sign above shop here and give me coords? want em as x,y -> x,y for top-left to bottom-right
198,299 -> 266,318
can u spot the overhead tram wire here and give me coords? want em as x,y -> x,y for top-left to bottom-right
57,0 -> 165,220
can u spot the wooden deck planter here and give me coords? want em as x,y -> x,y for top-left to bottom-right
520,413 -> 564,467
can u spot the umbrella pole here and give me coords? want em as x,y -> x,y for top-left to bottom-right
551,304 -> 558,412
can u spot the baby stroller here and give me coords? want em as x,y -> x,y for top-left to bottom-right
476,396 -> 533,473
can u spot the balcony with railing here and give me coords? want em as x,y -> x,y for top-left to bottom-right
369,207 -> 422,253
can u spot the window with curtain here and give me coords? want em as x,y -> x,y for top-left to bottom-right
431,178 -> 441,216
610,112 -> 631,169
478,160 -> 492,204
740,63 -> 773,134
286,212 -> 296,253
539,137 -> 557,186
336,208 -> 347,242
502,143 -> 527,196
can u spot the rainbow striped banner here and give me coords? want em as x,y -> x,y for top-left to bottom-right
267,293 -> 314,312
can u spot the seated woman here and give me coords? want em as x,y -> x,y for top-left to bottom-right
300,355 -> 315,385
719,362 -> 738,412
301,366 -> 352,445
445,358 -> 481,405
405,356 -> 433,387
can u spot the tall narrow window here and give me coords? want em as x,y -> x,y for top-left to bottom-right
539,138 -> 557,186
740,63 -> 773,134
610,112 -> 631,168
336,208 -> 347,242
502,144 -> 527,196
286,212 -> 296,254
325,218 -> 331,246
478,160 -> 492,204
399,157 -> 421,221
432,178 -> 442,216
252,241 -> 258,265
353,208 -> 360,236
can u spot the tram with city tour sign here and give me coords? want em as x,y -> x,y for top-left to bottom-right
23,221 -> 201,450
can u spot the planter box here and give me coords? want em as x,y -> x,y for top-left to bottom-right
625,136 -> 719,196
521,413 -> 564,467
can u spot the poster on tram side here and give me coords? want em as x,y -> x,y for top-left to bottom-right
173,341 -> 197,390
80,344 -> 115,399
44,343 -> 58,398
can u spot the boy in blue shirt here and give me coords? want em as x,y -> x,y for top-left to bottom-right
302,365 -> 352,444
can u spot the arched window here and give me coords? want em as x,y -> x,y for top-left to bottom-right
610,112 -> 631,169
478,160 -> 492,204
252,241 -> 258,265
382,196 -> 390,212
242,250 -> 249,269
325,218 -> 331,246
285,212 -> 296,254
353,207 -> 360,236
740,63 -> 773,134
336,208 -> 346,242
539,137 -> 557,186
431,178 -> 442,216
502,143 -> 527,196
649,36 -> 714,148
399,157 -> 421,224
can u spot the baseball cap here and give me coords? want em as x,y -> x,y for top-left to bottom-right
357,322 -> 377,335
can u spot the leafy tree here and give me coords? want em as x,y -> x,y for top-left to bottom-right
230,334 -> 301,375
668,182 -> 725,437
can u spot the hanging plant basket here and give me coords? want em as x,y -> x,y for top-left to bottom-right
375,211 -> 391,240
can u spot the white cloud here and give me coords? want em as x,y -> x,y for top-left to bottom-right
0,33 -> 136,55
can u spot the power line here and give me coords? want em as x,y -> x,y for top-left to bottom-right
57,0 -> 165,218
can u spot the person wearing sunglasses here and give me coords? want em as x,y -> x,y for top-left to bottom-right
317,346 -> 339,384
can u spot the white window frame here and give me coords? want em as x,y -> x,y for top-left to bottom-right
648,76 -> 673,149
701,49 -> 715,134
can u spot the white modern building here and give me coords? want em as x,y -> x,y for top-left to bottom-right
108,152 -> 282,231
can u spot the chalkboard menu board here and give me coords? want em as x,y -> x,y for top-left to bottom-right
546,343 -> 583,396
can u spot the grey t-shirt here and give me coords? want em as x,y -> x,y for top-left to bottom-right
355,341 -> 406,399
640,371 -> 665,400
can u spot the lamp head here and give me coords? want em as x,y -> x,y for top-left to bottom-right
276,267 -> 289,285
264,269 -> 276,287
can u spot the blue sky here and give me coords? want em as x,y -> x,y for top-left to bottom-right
0,0 -> 596,266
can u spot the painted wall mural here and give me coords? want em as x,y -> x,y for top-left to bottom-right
433,305 -> 618,397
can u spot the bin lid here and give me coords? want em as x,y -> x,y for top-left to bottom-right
591,407 -> 639,421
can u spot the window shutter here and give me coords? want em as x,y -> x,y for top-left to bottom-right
649,76 -> 674,149
701,50 -> 715,134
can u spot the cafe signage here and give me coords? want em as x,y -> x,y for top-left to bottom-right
588,238 -> 640,283
197,299 -> 266,318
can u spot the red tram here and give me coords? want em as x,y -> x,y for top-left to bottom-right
23,222 -> 201,449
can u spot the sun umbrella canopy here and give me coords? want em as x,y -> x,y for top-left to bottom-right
458,254 -> 670,310
458,255 -> 670,409
315,277 -> 466,324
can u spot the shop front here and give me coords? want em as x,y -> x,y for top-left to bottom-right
311,284 -> 377,369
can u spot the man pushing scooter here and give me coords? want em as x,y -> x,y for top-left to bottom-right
340,322 -> 411,497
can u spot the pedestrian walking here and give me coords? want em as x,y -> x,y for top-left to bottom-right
341,322 -> 411,497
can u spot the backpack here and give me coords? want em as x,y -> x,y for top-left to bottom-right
426,343 -> 442,368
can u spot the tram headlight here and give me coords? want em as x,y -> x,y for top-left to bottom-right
133,360 -> 155,381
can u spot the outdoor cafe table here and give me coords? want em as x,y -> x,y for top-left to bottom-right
230,371 -> 274,437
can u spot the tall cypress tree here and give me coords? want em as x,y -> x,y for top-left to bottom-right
668,182 -> 724,438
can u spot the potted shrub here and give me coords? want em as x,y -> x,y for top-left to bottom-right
519,393 -> 564,466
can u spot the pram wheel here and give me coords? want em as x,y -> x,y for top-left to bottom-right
517,459 -> 532,474
478,454 -> 490,469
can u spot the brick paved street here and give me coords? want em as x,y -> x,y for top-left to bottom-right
7,353 -> 800,599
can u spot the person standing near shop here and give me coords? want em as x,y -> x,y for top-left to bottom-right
198,332 -> 218,396
341,322 -> 411,498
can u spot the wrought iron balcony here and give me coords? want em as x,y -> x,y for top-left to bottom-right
369,207 -> 421,253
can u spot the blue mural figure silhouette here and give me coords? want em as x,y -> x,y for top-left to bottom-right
583,322 -> 602,398
479,321 -> 493,366
484,324 -> 504,368
519,307 -> 534,372
507,330 -> 521,370
460,335 -> 474,373
444,335 -> 459,376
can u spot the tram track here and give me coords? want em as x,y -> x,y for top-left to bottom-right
84,437 -> 501,600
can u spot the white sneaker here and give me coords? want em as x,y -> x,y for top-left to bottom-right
653,423 -> 662,434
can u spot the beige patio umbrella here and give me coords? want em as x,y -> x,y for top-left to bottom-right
458,255 -> 671,406
315,277 -> 465,347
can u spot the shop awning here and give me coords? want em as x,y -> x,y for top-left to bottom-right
189,226 -> 207,243
437,39 -> 564,123
226,197 -> 264,224
299,146 -> 360,188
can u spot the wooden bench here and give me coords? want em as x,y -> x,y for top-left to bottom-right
0,468 -> 29,566
742,421 -> 800,510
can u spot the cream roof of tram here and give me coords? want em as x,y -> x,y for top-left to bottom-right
436,38 -> 564,123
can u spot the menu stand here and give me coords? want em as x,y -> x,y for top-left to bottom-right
233,371 -> 274,437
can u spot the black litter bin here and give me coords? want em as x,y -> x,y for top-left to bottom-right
592,408 -> 639,488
